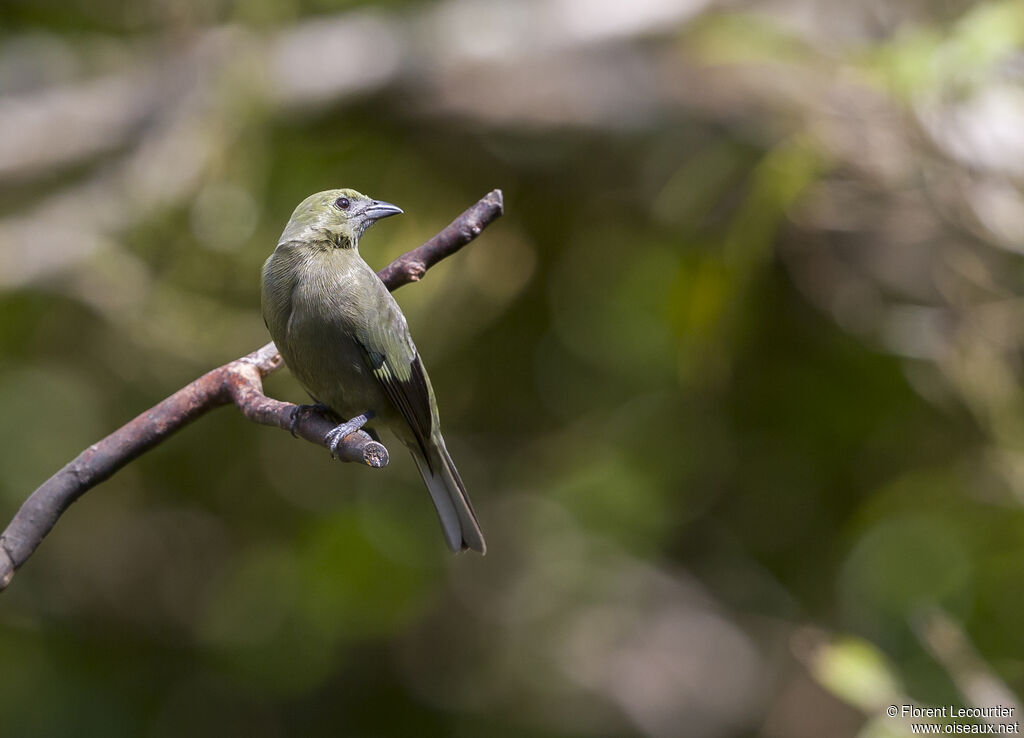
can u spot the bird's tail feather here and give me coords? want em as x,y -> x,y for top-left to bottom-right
411,438 -> 485,554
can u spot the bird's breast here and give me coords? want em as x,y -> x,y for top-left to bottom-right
274,254 -> 386,418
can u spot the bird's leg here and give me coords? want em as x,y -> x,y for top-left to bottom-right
289,402 -> 332,438
324,411 -> 375,458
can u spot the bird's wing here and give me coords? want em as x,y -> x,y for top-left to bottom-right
357,302 -> 437,467
261,241 -> 303,345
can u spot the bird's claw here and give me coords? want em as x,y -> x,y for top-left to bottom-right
324,411 -> 374,458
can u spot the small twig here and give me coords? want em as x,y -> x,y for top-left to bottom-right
377,189 -> 504,289
0,189 -> 504,592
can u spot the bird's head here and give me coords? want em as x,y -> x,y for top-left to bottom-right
279,188 -> 403,248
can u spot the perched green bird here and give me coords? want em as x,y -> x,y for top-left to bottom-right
261,189 -> 486,553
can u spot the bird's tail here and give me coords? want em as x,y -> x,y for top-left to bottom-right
411,436 -> 486,554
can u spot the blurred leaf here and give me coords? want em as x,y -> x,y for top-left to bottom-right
812,635 -> 903,712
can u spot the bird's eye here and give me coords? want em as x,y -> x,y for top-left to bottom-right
335,197 -> 350,210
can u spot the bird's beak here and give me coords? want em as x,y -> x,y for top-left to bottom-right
362,200 -> 403,220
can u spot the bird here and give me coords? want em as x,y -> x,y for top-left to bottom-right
261,188 -> 485,553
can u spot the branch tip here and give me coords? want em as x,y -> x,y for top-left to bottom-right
362,442 -> 389,468
488,189 -> 504,214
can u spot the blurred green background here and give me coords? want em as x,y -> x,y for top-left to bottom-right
3,0 -> 1024,736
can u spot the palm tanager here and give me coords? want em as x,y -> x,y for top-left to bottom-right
261,189 -> 486,553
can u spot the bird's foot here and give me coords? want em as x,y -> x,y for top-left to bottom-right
324,411 -> 375,458
289,403 -> 332,438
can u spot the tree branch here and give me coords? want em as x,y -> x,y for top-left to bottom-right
376,189 -> 505,289
0,189 -> 504,592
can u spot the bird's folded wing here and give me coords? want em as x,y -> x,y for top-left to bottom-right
357,322 -> 436,469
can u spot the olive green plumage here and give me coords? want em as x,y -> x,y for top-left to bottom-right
261,189 -> 485,553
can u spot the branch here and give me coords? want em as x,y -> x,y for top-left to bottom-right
377,189 -> 505,289
0,189 -> 504,592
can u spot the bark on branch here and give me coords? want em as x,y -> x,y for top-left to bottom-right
0,189 -> 504,592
